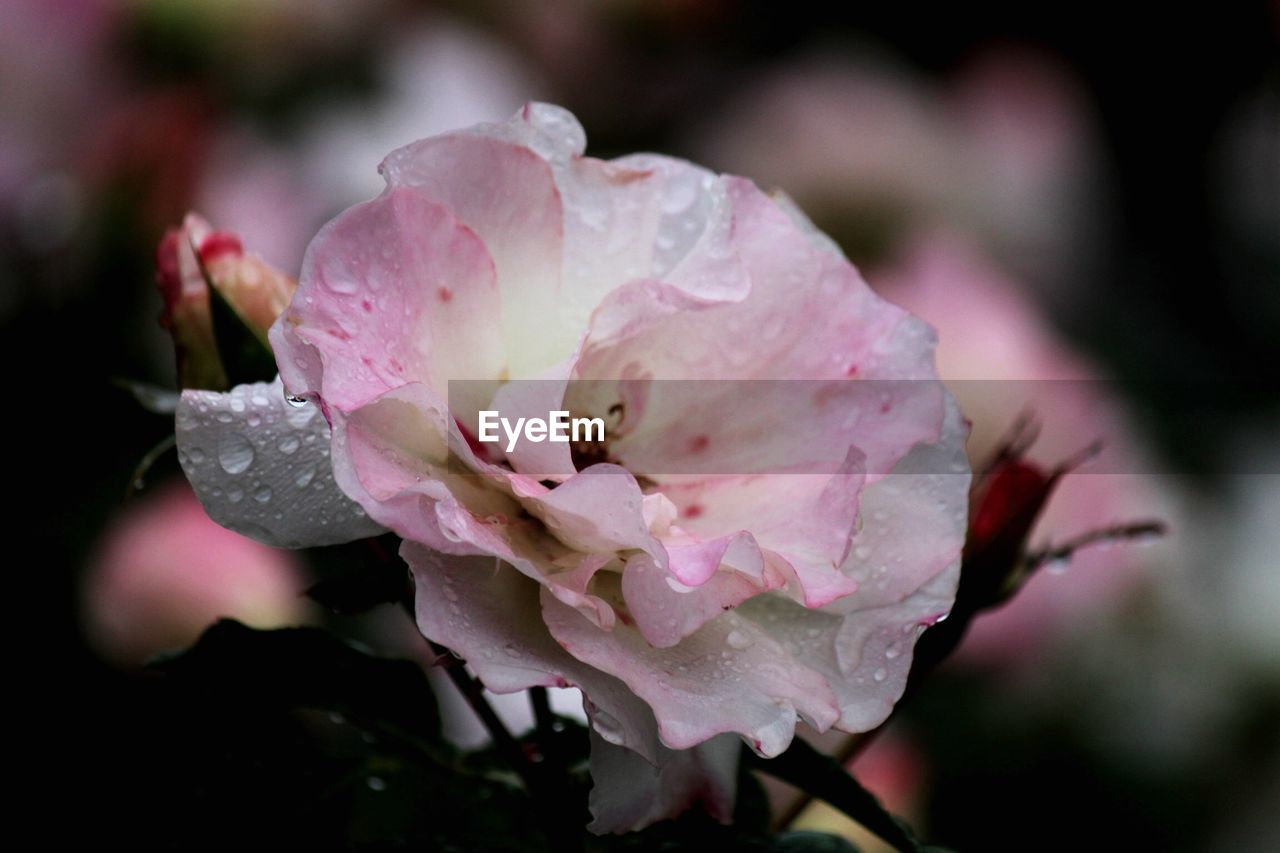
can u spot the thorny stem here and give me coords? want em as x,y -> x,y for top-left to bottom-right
1025,520 -> 1166,571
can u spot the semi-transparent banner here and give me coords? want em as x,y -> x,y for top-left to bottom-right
442,379 -> 1275,477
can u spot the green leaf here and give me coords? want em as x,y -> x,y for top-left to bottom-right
197,250 -> 278,386
771,831 -> 862,852
150,619 -> 443,751
142,619 -> 563,848
742,740 -> 931,852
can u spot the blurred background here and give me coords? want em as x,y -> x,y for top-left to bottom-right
8,1 -> 1277,849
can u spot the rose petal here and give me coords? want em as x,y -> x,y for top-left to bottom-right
379,113 -> 569,377
587,729 -> 738,834
271,186 -> 506,414
175,378 -> 384,548
621,539 -> 787,648
736,396 -> 970,732
336,384 -> 624,629
405,545 -> 663,763
541,578 -> 841,756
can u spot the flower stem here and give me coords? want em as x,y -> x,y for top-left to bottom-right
529,686 -> 556,754
429,641 -> 536,790
768,727 -> 870,824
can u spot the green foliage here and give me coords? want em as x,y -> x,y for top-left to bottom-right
145,620 -> 916,851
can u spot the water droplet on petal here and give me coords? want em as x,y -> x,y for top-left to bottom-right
591,710 -> 624,744
217,433 -> 254,474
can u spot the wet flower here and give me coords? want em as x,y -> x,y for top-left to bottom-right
174,104 -> 970,831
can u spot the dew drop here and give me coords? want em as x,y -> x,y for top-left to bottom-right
591,710 -> 624,744
217,433 -> 254,474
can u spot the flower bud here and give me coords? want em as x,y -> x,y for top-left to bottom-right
156,213 -> 295,390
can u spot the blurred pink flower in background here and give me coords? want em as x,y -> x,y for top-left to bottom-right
693,47 -> 1106,301
80,480 -> 310,667
877,231 -> 1179,666
0,0 -> 122,198
0,0 -> 125,318
194,130 -> 329,274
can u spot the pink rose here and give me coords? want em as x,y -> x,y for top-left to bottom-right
80,481 -> 310,667
175,104 -> 970,832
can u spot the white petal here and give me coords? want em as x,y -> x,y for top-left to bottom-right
587,730 -> 739,834
175,378 -> 385,548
